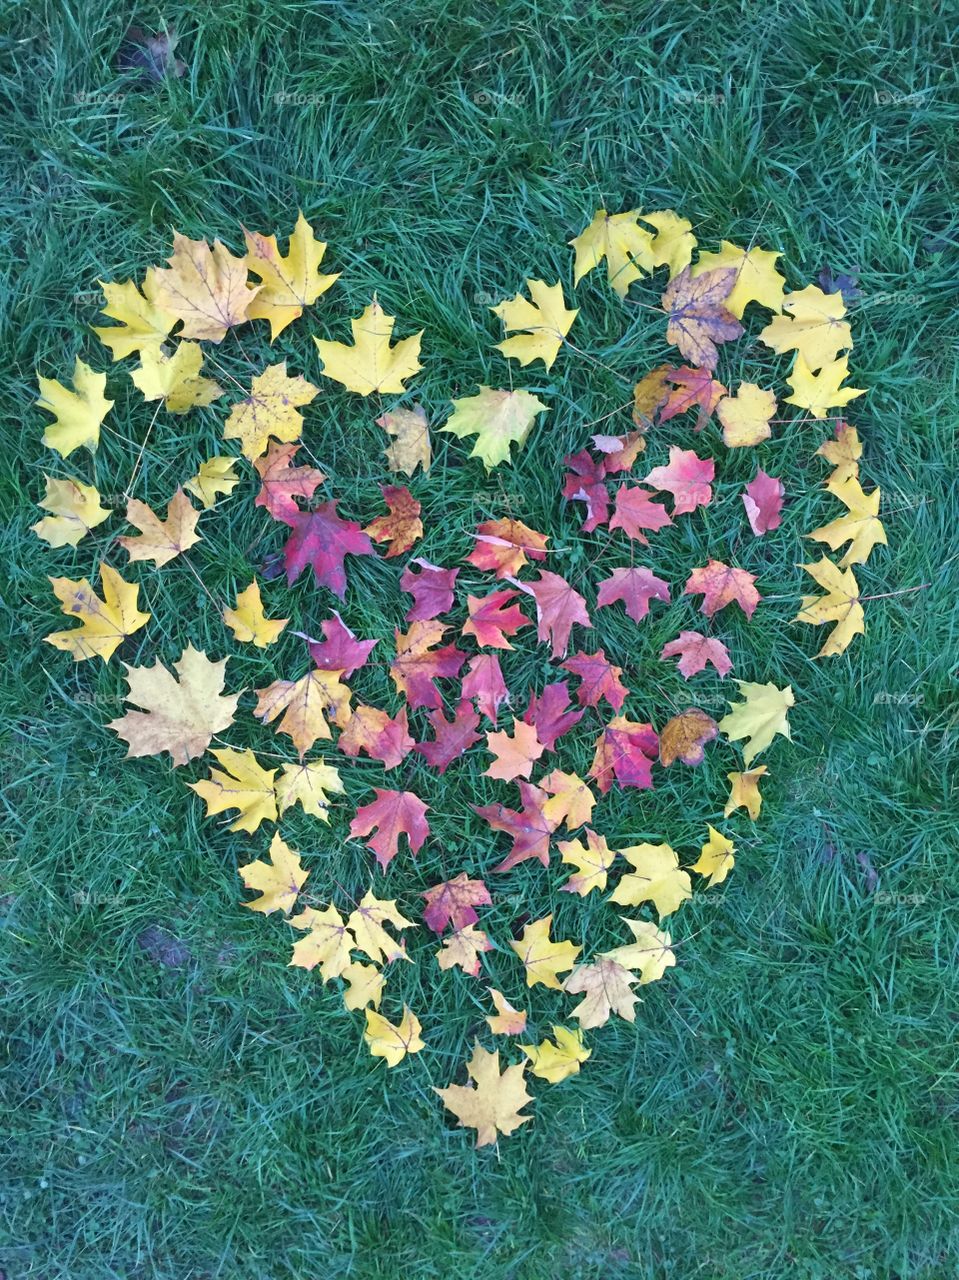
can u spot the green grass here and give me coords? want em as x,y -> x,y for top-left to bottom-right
3,1 -> 958,1277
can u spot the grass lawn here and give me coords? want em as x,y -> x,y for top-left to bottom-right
3,2 -> 958,1277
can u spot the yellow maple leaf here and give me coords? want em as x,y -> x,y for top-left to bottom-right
189,746 -> 278,834
314,298 -> 423,396
437,926 -> 493,975
563,957 -> 638,1028
45,563 -> 150,663
341,960 -> 385,1012
184,456 -> 241,509
254,669 -> 352,758
118,487 -> 201,566
486,989 -> 527,1035
715,382 -> 777,448
759,284 -> 852,368
36,357 -> 113,458
793,557 -> 866,657
491,279 -> 578,370
364,1005 -> 424,1067
816,422 -> 861,486
602,918 -> 676,986
442,385 -> 548,470
558,830 -> 617,896
288,904 -> 354,978
222,580 -> 288,647
690,825 -> 736,887
153,233 -> 260,342
244,212 -> 339,340
108,644 -> 240,766
130,342 -> 223,414
724,766 -> 769,820
275,759 -> 345,822
223,362 -> 320,461
569,208 -> 655,297
540,769 -> 595,829
509,914 -> 581,990
376,404 -> 431,475
520,1025 -> 590,1084
692,241 -> 785,317
32,476 -> 110,547
785,354 -> 865,419
719,680 -> 794,767
347,893 -> 415,965
642,209 -> 697,279
239,832 -> 308,914
608,842 -> 692,917
434,1042 -> 533,1147
808,475 -> 886,567
92,268 -> 178,359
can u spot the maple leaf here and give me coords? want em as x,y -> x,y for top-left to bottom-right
153,233 -> 259,342
510,914 -> 580,990
254,669 -> 352,757
643,446 -> 714,515
240,833 -> 308,915
390,620 -> 466,710
399,558 -> 459,622
422,873 -> 492,933
522,681 -> 582,751
631,364 -> 672,428
32,476 -> 109,547
466,518 -> 548,577
684,560 -> 760,619
363,484 -> 423,558
563,958 -> 638,1028
643,208 -> 697,277
512,570 -> 591,659
608,483 -> 672,544
520,1025 -> 590,1084
442,386 -> 548,470
341,961 -> 385,1012
243,212 -> 339,340
275,758 -> 345,822
131,342 -> 223,413
45,564 -> 150,663
659,365 -> 728,430
662,266 -> 743,370
609,842 -> 692,917
306,612 -> 377,675
716,382 -> 777,448
223,580 -> 288,647
561,448 -> 610,531
184,456 -> 240,509
603,918 -> 676,985
347,892 -> 415,964
540,770 -> 595,829
93,269 -> 177,359
719,680 -> 794,766
562,649 -> 629,711
223,362 -> 319,461
119,487 -> 201,566
472,782 -> 557,873
596,566 -> 671,624
759,284 -> 851,368
189,747 -> 278,834
816,421 -> 861,486
364,1006 -> 424,1067
437,926 -> 493,976
252,441 -> 326,522
288,904 -> 354,978
462,590 -> 530,649
281,500 -> 374,597
808,475 -> 886,567
660,630 -> 732,679
434,1042 -> 533,1147
349,788 -> 430,871
659,707 -> 719,767
558,829 -> 616,895
724,766 -> 768,820
314,298 -> 422,395
462,653 -> 509,722
415,701 -> 481,772
793,557 -> 865,657
690,826 -> 736,887
589,717 -> 659,794
36,358 -> 112,457
486,990 -> 527,1035
492,278 -> 578,369
592,430 -> 646,471
743,469 -> 784,535
109,645 -> 240,766
376,404 -> 431,475
339,703 -> 414,769
691,241 -> 786,318
569,208 -> 655,297
484,718 -> 545,782
785,354 -> 864,419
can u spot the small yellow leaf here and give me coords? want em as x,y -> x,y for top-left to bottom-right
807,475 -> 886,568
341,961 -> 384,1011
785,354 -> 864,419
376,404 -> 431,475
45,564 -> 150,663
491,279 -> 578,370
608,843 -> 691,917
442,385 -> 548,470
240,832 -> 308,914
92,268 -> 177,360
509,914 -> 581,990
434,1042 -> 532,1147
244,212 -> 339,340
540,769 -> 595,829
690,825 -> 736,887
759,284 -> 851,367
602,918 -> 676,986
288,904 -> 354,978
130,342 -> 223,413
184,456 -> 241,509
222,580 -> 288,647
32,476 -> 110,547
724,766 -> 768,820
223,362 -> 320,461
793,558 -> 865,657
569,208 -> 655,297
254,669 -> 352,758
816,422 -> 861,486
189,747 -> 278,834
118,487 -> 202,567
692,242 -> 785,317
558,830 -> 617,896
347,893 -> 415,965
520,1025 -> 590,1084
715,383 -> 777,448
642,209 -> 697,279
563,958 -> 638,1028
314,298 -> 423,396
486,989 -> 527,1035
36,358 -> 113,458
275,759 -> 345,822
153,233 -> 260,343
719,680 -> 794,767
364,1005 -> 424,1067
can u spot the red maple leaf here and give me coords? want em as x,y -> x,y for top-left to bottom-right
461,653 -> 509,722
660,630 -> 733,679
644,447 -> 715,515
522,680 -> 583,751
591,431 -> 646,474
511,570 -> 591,659
253,441 -> 326,522
414,701 -> 481,773
742,469 -> 784,536
466,519 -> 548,577
596,566 -> 671,623
561,449 -> 610,532
659,365 -> 728,431
462,590 -> 531,649
282,500 -> 374,598
608,483 -> 672,544
363,484 -> 423,558
662,266 -> 743,370
589,717 -> 659,794
306,611 -> 377,676
338,704 -> 414,769
684,560 -> 760,619
349,788 -> 430,870
399,558 -> 459,622
562,649 -> 630,711
422,872 -> 491,933
472,782 -> 558,873
390,621 -> 466,710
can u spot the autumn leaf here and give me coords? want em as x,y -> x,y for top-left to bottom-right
348,893 -> 415,964
118,487 -> 201,566
462,590 -> 530,649
341,961 -> 385,1012
109,645 -> 240,766
520,1025 -> 590,1083
349,788 -> 430,871
659,365 -> 727,430
473,782 -> 557,873
603,918 -> 676,985
608,483 -> 672,544
422,873 -> 492,933
659,630 -> 732,679
691,242 -> 786,318
659,707 -> 719,767
808,475 -> 886,567
643,208 -> 697,277
466,518 -> 548,577
184,456 -> 240,509
442,385 -> 548,470
643,446 -> 714,515
36,358 -> 112,457
724,766 -> 768,820
816,421 -> 861,486
743,469 -> 784,535
434,1042 -> 533,1147
131,342 -> 223,413
45,564 -> 150,663
153,233 -> 259,342
562,449 -> 610,531
399,558 -> 459,622
306,612 -> 377,676
491,278 -> 578,369
719,680 -> 794,766
189,747 -> 278,834
511,570 -> 591,659
690,825 -> 736,887
275,758 -> 344,822
662,266 -> 743,370
281,500 -> 374,597
510,915 -> 580,990
288,903 -> 354,978
462,653 -> 509,723
558,829 -> 616,895
785,354 -> 864,419
223,580 -> 288,647
596,566 -> 671,624
314,298 -> 422,396
563,958 -> 638,1028
759,284 -> 851,368
540,770 -> 595,829
376,404 -> 431,476
364,1006 -> 424,1067
588,717 -> 659,793
363,484 -> 423,557
223,362 -> 319,461
437,926 -> 493,976
716,383 -> 777,448
32,476 -> 109,547
609,842 -> 692,917
484,718 -> 545,781
592,429 -> 646,471
562,649 -> 629,711
252,441 -> 326,522
631,364 -> 672,428
254,668 -> 352,757
390,621 -> 466,710
240,833 -> 307,915
414,701 -> 481,773
486,990 -> 527,1035
243,212 -> 339,340
684,560 -> 760,619
569,208 -> 655,297
522,681 -> 583,750
338,704 -> 414,769
93,269 -> 177,359
793,557 -> 865,657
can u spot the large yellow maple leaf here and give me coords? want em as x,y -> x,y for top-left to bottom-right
36,358 -> 113,458
434,1042 -> 533,1147
223,362 -> 320,461
254,669 -> 352,758
793,557 -> 866,657
442,385 -> 548,469
45,563 -> 150,663
239,833 -> 308,915
692,241 -> 786,318
314,298 -> 422,395
189,747 -> 278,833
93,268 -> 178,359
759,284 -> 852,368
491,279 -> 578,370
244,212 -> 339,340
509,914 -> 581,990
153,233 -> 260,342
608,842 -> 692,917
130,342 -> 223,414
719,680 -> 794,766
118,487 -> 202,566
569,208 -> 655,296
288,903 -> 355,978
785,354 -> 864,418
808,475 -> 886,567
